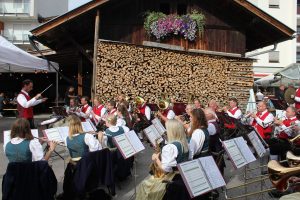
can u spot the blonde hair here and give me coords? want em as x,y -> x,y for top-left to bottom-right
68,115 -> 83,139
166,119 -> 189,153
106,114 -> 117,126
94,96 -> 103,104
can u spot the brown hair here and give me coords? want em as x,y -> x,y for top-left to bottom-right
117,104 -> 132,128
188,108 -> 208,137
10,118 -> 33,140
229,97 -> 238,106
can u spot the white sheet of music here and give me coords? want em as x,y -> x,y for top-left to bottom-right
248,131 -> 266,157
57,127 -> 69,139
125,130 -> 145,153
143,125 -> 163,147
44,128 -> 63,143
4,129 -> 39,147
235,137 -> 256,164
86,119 -> 97,131
223,139 -> 247,169
81,121 -> 95,132
199,156 -> 226,189
151,118 -> 166,135
114,134 -> 135,159
178,160 -> 211,198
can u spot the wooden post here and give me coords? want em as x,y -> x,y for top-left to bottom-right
92,10 -> 100,102
78,55 -> 83,96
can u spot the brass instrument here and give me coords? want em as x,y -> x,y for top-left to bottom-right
149,139 -> 165,178
155,99 -> 170,118
290,134 -> 300,143
268,160 -> 300,192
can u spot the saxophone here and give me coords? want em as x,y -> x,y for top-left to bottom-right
149,139 -> 165,178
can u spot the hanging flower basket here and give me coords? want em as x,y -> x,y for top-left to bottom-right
144,10 -> 205,41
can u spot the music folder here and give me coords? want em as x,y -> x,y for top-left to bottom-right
4,129 -> 39,147
43,127 -> 69,143
247,130 -> 266,157
177,156 -> 226,198
151,118 -> 166,135
222,137 -> 256,169
143,125 -> 164,147
113,130 -> 145,159
82,119 -> 97,132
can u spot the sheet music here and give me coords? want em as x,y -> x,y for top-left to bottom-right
125,130 -> 145,153
223,139 -> 247,168
86,119 -> 97,131
114,134 -> 135,159
248,131 -> 266,157
44,128 -> 63,143
178,160 -> 211,198
143,125 -> 163,147
81,121 -> 95,132
199,156 -> 226,189
235,137 -> 256,164
151,118 -> 166,135
57,127 -> 69,139
4,129 -> 39,147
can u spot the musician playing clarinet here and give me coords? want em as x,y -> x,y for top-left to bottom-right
17,79 -> 47,128
269,106 -> 300,161
75,96 -> 92,122
90,96 -> 107,125
249,101 -> 274,141
4,118 -> 56,162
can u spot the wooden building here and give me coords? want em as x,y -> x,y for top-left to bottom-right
30,0 -> 294,107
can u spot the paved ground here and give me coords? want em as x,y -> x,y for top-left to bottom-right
0,115 -> 279,200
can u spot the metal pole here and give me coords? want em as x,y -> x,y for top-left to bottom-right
92,10 -> 100,104
56,71 -> 58,107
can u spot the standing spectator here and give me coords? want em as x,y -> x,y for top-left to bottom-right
64,86 -> 77,106
256,89 -> 264,101
275,84 -> 285,101
0,92 -> 4,117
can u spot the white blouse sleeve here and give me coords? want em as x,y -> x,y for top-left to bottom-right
145,106 -> 151,121
84,134 -> 102,152
207,123 -> 217,136
167,110 -> 176,120
122,126 -> 130,133
161,144 -> 178,173
188,129 -> 205,160
116,118 -> 126,127
101,108 -> 107,117
29,139 -> 44,161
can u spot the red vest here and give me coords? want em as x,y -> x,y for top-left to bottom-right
17,91 -> 33,119
80,105 -> 90,122
139,104 -> 147,116
92,105 -> 104,124
295,89 -> 300,109
278,117 -> 298,139
252,111 -> 272,139
224,107 -> 239,129
162,109 -> 171,117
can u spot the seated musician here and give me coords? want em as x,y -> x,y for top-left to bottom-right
117,94 -> 131,112
134,97 -> 151,139
175,103 -> 195,130
4,118 -> 56,162
223,97 -> 242,120
116,104 -> 133,129
90,96 -> 107,125
99,114 -> 130,148
66,98 -> 78,114
188,108 -> 210,159
269,106 -> 299,161
156,101 -> 176,123
249,101 -> 274,141
65,115 -> 102,160
107,100 -> 117,116
136,119 -> 189,200
208,99 -> 219,112
75,96 -> 92,122
194,98 -> 202,109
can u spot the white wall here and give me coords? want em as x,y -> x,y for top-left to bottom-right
247,0 -> 297,77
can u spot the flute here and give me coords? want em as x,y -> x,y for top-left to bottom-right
34,136 -> 66,147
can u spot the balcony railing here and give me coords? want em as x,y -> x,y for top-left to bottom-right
3,32 -> 30,44
0,2 -> 31,15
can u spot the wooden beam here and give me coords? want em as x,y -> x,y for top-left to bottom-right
65,32 -> 93,63
78,55 -> 83,96
92,10 -> 100,102
31,0 -> 109,36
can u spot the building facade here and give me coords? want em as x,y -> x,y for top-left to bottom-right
247,0 -> 297,79
0,0 -> 68,50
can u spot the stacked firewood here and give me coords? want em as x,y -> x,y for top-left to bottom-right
96,41 -> 253,109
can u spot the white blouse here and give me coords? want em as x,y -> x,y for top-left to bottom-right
4,138 -> 44,161
207,120 -> 217,136
116,118 -> 126,127
161,143 -> 179,173
188,129 -> 206,160
166,110 -> 176,120
64,133 -> 102,152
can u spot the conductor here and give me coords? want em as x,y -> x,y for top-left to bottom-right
17,79 -> 47,128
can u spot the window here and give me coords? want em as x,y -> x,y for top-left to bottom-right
269,0 -> 280,9
177,3 -> 187,15
12,24 -> 30,42
269,51 -> 280,63
159,3 -> 170,15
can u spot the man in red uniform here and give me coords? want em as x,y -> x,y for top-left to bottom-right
75,96 -> 92,122
17,79 -> 47,128
223,97 -> 242,129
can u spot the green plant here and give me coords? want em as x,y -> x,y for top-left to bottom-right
189,10 -> 205,35
144,11 -> 166,34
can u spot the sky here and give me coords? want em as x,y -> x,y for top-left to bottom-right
68,0 -> 92,11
